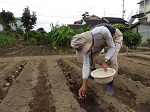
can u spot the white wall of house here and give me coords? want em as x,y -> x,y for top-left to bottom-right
138,24 -> 150,42
147,14 -> 150,21
139,0 -> 150,21
82,20 -> 86,25
11,18 -> 24,31
0,17 -> 24,32
0,24 -> 3,31
136,0 -> 150,43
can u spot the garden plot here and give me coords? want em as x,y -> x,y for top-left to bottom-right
0,51 -> 149,112
59,52 -> 150,112
0,45 -> 59,57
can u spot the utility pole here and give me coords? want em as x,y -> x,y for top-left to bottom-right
144,0 -> 146,14
103,8 -> 105,17
122,0 -> 125,19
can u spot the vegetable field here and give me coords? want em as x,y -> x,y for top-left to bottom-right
0,46 -> 150,112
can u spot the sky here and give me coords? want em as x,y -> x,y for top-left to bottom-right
0,0 -> 139,32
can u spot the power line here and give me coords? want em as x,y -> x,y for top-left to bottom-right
0,0 -> 120,17
0,1 -> 86,13
14,13 -> 81,18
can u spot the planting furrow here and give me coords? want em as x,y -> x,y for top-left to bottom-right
46,58 -> 86,112
0,61 -> 8,72
119,67 -> 150,86
5,46 -> 30,56
43,45 -> 52,55
62,57 -> 150,112
41,45 -> 45,55
29,59 -> 55,112
127,53 -> 150,62
27,46 -> 38,56
114,75 -> 150,112
0,60 -> 38,112
118,56 -> 150,86
0,60 -> 27,105
58,59 -> 136,112
12,46 -> 35,56
31,45 -> 44,56
0,46 -> 25,56
49,46 -> 59,55
0,61 -> 26,88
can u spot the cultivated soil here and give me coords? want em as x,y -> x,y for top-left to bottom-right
0,46 -> 149,112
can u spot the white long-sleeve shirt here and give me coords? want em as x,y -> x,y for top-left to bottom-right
82,26 -> 116,78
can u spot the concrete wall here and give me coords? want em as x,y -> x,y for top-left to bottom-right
137,24 -> 150,42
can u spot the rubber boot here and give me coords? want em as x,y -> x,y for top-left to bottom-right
106,79 -> 114,96
89,68 -> 96,79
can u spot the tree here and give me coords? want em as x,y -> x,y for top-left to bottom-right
112,23 -> 126,32
0,9 -> 16,31
37,28 -> 46,34
82,12 -> 89,19
21,6 -> 37,42
37,28 -> 46,44
123,30 -> 142,55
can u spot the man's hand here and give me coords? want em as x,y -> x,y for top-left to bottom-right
78,78 -> 88,99
79,85 -> 87,99
101,60 -> 110,71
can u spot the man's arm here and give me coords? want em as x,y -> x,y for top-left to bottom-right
79,53 -> 90,99
101,27 -> 115,71
102,27 -> 116,60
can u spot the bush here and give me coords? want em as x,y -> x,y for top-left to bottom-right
146,38 -> 150,46
123,30 -> 142,49
47,23 -> 91,47
29,38 -> 37,45
112,23 -> 126,32
0,31 -> 18,48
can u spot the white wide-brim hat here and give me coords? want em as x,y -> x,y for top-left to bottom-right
91,68 -> 116,83
71,31 -> 93,57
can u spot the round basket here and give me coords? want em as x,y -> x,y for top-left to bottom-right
91,68 -> 116,83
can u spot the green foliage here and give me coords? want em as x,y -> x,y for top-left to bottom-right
46,23 -> 74,47
112,23 -> 126,32
28,31 -> 41,44
29,38 -> 37,45
21,6 -> 37,32
21,6 -> 37,43
82,12 -> 89,18
0,31 -> 17,48
46,23 -> 91,47
123,30 -> 142,49
0,9 -> 16,31
37,28 -> 46,33
15,28 -> 24,35
146,38 -> 150,46
74,25 -> 91,34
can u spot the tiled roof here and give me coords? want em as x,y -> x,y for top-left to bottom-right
83,19 -> 108,27
86,14 -> 101,19
102,17 -> 127,23
67,15 -> 128,30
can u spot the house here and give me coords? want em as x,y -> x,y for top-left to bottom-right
102,17 -> 128,26
0,17 -> 24,32
68,14 -> 128,30
0,24 -> 3,31
130,0 -> 150,42
132,22 -> 150,42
